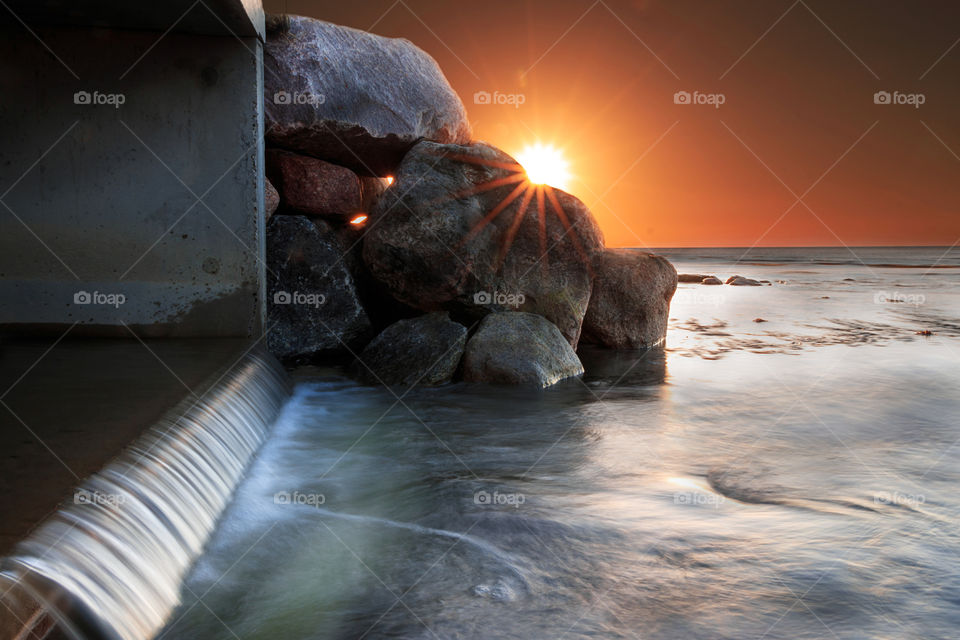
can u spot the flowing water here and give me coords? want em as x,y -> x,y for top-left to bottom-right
158,246 -> 960,640
0,349 -> 289,640
11,247 -> 956,640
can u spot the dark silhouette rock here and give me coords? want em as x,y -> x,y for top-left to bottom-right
266,215 -> 371,361
362,141 -> 605,347
351,312 -> 466,385
264,16 -> 471,176
266,149 -> 362,218
580,249 -> 677,349
462,312 -> 584,387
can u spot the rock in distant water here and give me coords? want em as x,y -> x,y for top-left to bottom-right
266,215 -> 371,361
264,15 -> 471,176
266,149 -> 362,218
702,276 -> 722,285
351,312 -> 467,385
265,178 -> 280,219
580,249 -> 677,349
362,141 -> 605,347
678,273 -> 712,283
462,312 -> 584,387
726,275 -> 762,286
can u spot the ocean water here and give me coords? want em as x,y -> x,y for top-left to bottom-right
160,247 -> 960,640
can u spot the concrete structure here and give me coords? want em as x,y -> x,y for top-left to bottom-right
0,0 -> 267,336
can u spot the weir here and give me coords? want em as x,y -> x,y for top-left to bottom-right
0,348 -> 290,640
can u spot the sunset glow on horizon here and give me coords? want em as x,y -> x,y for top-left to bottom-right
287,0 -> 960,248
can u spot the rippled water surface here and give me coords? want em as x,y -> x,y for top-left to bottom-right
162,247 -> 960,640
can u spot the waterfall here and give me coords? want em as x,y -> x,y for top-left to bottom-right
0,347 -> 290,640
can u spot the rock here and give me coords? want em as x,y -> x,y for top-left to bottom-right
580,249 -> 677,349
725,275 -> 762,286
362,141 -> 605,347
266,149 -> 362,218
266,215 -> 371,361
678,273 -> 712,283
264,15 -> 471,176
702,276 -> 722,285
351,312 -> 466,385
462,312 -> 584,387
360,176 -> 390,212
753,317 -> 767,323
264,178 -> 280,219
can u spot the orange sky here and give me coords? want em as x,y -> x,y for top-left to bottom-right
265,0 -> 960,248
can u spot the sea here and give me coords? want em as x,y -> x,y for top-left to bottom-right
160,246 -> 960,640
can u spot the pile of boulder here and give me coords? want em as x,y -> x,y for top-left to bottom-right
262,15 -> 677,388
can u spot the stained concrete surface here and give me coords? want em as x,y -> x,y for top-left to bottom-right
0,23 -> 266,337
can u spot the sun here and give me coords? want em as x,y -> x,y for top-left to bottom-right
516,143 -> 571,191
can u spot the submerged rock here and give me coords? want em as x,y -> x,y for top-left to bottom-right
580,249 -> 677,349
266,149 -> 362,218
362,141 -> 605,346
462,312 -> 584,387
264,15 -> 471,176
266,215 -> 371,361
726,275 -> 762,286
678,273 -> 713,283
351,312 -> 467,386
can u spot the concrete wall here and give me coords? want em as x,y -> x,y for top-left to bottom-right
0,4 -> 266,336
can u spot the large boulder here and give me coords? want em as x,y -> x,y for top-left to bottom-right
266,149 -> 362,218
351,312 -> 467,386
580,249 -> 677,349
362,141 -> 605,347
462,312 -> 584,388
266,215 -> 372,361
264,15 -> 471,176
